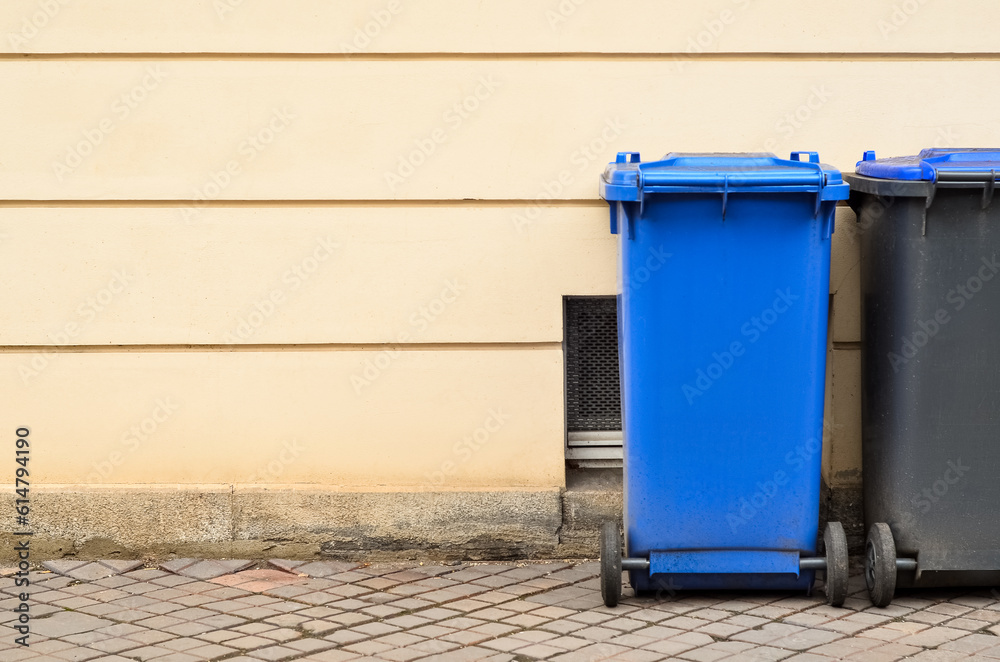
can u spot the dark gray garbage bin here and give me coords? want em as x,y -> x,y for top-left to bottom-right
846,148 -> 1000,607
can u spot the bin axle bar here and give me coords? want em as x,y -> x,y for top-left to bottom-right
621,558 -> 649,571
801,557 -> 917,571
622,557 -> 831,572
621,557 -> 917,573
799,558 -> 826,570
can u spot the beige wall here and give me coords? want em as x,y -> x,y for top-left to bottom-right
3,1 -> 998,53
3,349 -> 564,487
2,60 -> 998,200
0,206 -> 614,345
1,2 -> 996,503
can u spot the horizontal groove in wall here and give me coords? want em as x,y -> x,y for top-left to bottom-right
832,342 -> 863,350
0,342 -> 562,353
0,200 -> 849,208
0,199 -> 607,208
1,52 -> 998,61
2,483 -> 561,492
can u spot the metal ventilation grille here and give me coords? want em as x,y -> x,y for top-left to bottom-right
565,297 -> 622,432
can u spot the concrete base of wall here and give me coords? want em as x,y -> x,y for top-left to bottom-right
1,474 -> 863,563
559,468 -> 623,558
821,481 -> 865,555
1,486 -> 565,563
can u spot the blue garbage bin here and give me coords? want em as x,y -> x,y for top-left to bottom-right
597,152 -> 851,607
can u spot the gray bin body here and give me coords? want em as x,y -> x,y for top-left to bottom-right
848,173 -> 1000,587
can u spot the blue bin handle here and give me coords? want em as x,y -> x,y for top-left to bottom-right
790,151 -> 820,164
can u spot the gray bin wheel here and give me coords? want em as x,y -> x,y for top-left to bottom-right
865,523 -> 897,608
600,520 -> 622,608
823,521 -> 849,607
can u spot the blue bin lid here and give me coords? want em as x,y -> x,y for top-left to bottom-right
855,148 -> 1000,182
600,151 -> 849,203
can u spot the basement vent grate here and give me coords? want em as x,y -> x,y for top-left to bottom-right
565,296 -> 622,433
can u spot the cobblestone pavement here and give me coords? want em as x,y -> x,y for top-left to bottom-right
2,559 -> 1000,661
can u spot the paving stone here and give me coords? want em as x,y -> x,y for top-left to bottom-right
159,559 -> 200,573
120,645 -> 176,661
89,636 -> 145,654
453,628 -> 506,646
575,625 -> 625,642
127,580 -> 173,594
164,638 -> 213,652
515,642 -> 565,658
696,621 -> 750,638
0,647 -> 42,662
907,610 -> 953,625
26,639 -> 76,654
233,622 -> 277,635
264,584 -> 315,599
61,563 -> 121,581
187,643 -> 240,658
51,647 -> 106,661
769,628 -> 844,651
127,629 -> 176,645
195,629 -> 244,643
99,560 -> 147,574
52,596 -> 99,610
294,561 -> 360,578
32,611 -> 114,638
896,625 -> 970,648
227,635 -> 275,649
246,644 -> 300,660
731,645 -> 797,660
362,603 -> 405,618
783,611 -> 833,628
946,617 -> 992,630
903,651 -> 968,662
939,633 -> 1000,654
41,560 -> 89,575
236,594 -> 282,607
299,651 -> 363,662
327,611 -> 372,627
284,638 -> 337,653
173,560 -> 255,580
927,602 -> 975,616
164,621 -> 217,637
257,627 -> 300,642
323,629 -> 368,645
963,608 -> 1000,622
153,654 -> 202,662
612,649 -> 666,662
267,559 -> 306,572
747,604 -> 800,619
848,642 -> 924,661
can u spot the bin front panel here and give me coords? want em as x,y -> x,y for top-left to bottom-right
857,186 -> 1000,574
618,191 -> 831,560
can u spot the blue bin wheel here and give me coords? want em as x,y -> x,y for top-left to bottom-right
600,520 -> 622,607
824,521 -> 849,607
865,523 -> 897,608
